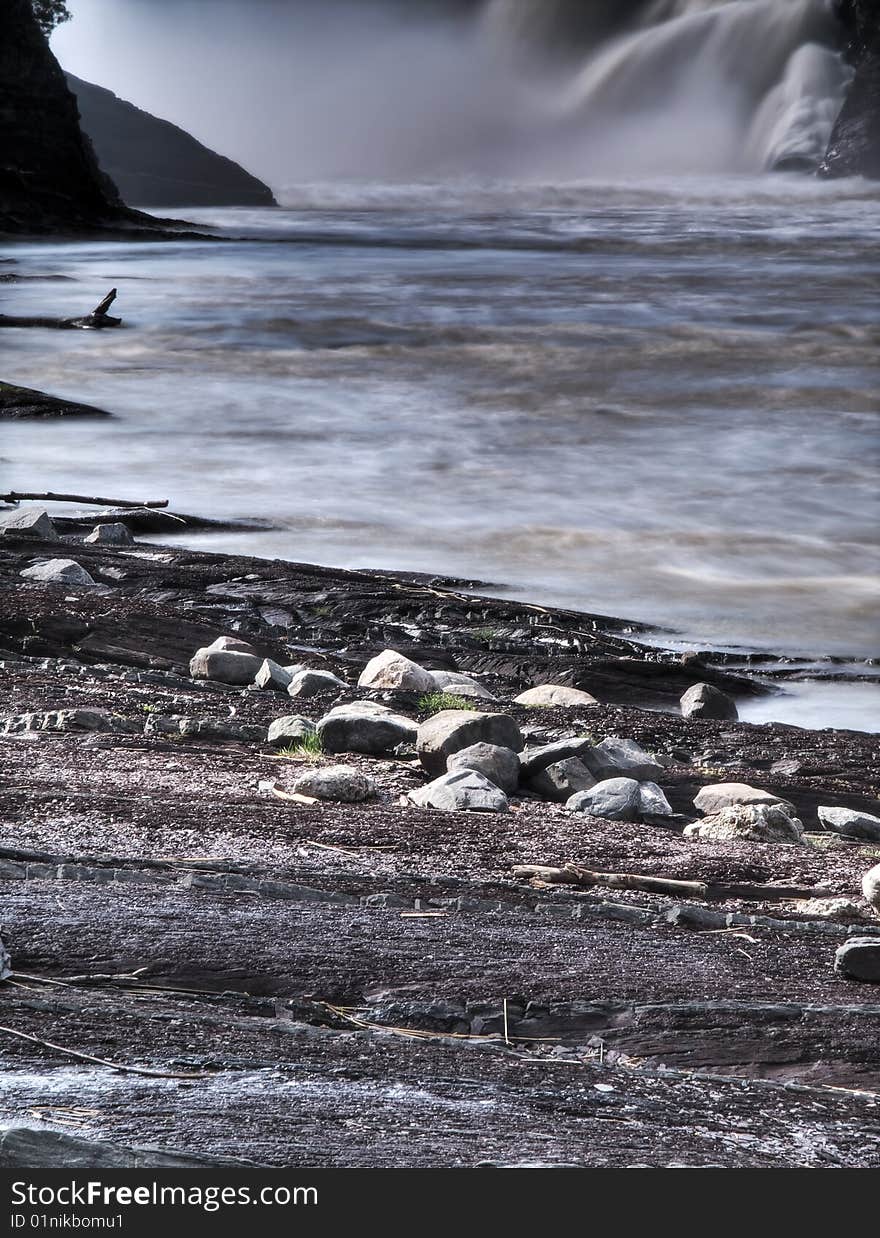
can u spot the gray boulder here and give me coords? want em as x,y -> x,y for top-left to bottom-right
514,684 -> 598,707
0,507 -> 57,540
189,647 -> 263,685
680,682 -> 739,721
178,718 -> 266,743
818,806 -> 880,843
835,938 -> 880,983
288,668 -> 347,699
694,783 -> 795,816
417,710 -> 524,777
20,558 -> 96,587
358,649 -> 435,694
430,670 -> 496,701
519,737 -> 593,779
84,522 -> 133,545
292,765 -> 374,803
567,777 -> 673,822
267,715 -> 316,747
409,769 -> 509,813
207,636 -> 258,655
254,658 -> 293,691
684,803 -> 804,845
582,737 -> 663,782
863,863 -> 880,914
317,703 -> 417,755
527,757 -> 596,803
447,743 -> 521,796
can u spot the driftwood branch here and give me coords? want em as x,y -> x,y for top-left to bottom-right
0,287 -> 122,330
1,491 -> 168,510
512,864 -> 821,902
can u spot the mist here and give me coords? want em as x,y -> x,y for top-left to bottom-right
52,0 -> 850,191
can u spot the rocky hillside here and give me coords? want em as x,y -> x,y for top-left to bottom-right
68,76 -> 277,209
0,0 -> 130,233
821,0 -> 880,177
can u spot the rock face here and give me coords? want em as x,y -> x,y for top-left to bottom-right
417,711 -> 524,777
446,743 -> 521,796
266,716 -> 316,747
288,669 -> 347,699
680,682 -> 739,722
835,937 -> 880,982
20,558 -> 96,587
519,738 -> 593,779
514,684 -> 598,707
685,803 -> 804,845
317,703 -> 417,755
358,650 -> 435,695
0,507 -> 57,540
818,806 -> 880,842
189,648 -> 263,685
409,769 -> 509,813
0,0 -> 129,233
567,777 -> 672,822
583,737 -> 663,783
67,75 -> 277,209
292,765 -> 374,804
527,757 -> 596,803
863,863 -> 880,913
254,659 -> 294,692
821,0 -> 880,178
695,783 -> 795,816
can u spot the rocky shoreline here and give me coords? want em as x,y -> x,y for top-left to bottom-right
1,505 -> 879,1167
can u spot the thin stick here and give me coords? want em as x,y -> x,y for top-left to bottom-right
0,1023 -> 209,1079
1,491 -> 168,509
503,998 -> 511,1047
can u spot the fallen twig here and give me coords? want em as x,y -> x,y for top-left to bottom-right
0,1023 -> 209,1079
512,864 -> 821,902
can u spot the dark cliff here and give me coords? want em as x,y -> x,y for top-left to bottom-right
0,0 -> 131,233
68,76 -> 277,209
821,0 -> 880,177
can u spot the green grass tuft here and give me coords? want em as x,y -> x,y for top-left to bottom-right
277,732 -> 324,761
418,691 -> 476,715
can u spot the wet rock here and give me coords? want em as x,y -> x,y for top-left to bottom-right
287,668 -> 347,699
292,765 -> 374,804
863,863 -> 880,914
20,558 -> 96,587
835,937 -> 880,983
84,522 -> 133,546
267,715 -> 316,747
680,682 -> 739,721
514,684 -> 599,707
695,783 -> 795,816
818,806 -> 880,842
409,769 -> 509,813
317,703 -> 417,755
684,803 -> 804,846
417,710 -> 524,777
430,670 -> 496,701
189,647 -> 263,685
567,777 -> 672,822
0,507 -> 57,539
3,708 -> 138,735
358,649 -> 435,694
0,1126 -> 237,1169
519,737 -> 593,779
527,757 -> 596,803
447,743 -> 521,796
0,934 -> 10,980
254,658 -> 294,692
583,737 -> 663,782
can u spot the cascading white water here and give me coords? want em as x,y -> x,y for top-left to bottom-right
484,0 -> 851,174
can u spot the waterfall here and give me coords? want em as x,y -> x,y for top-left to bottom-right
483,0 -> 851,174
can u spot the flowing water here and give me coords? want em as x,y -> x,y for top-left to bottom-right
3,1 -> 878,730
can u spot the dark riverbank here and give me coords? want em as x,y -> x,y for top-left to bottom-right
1,518 -> 879,1167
